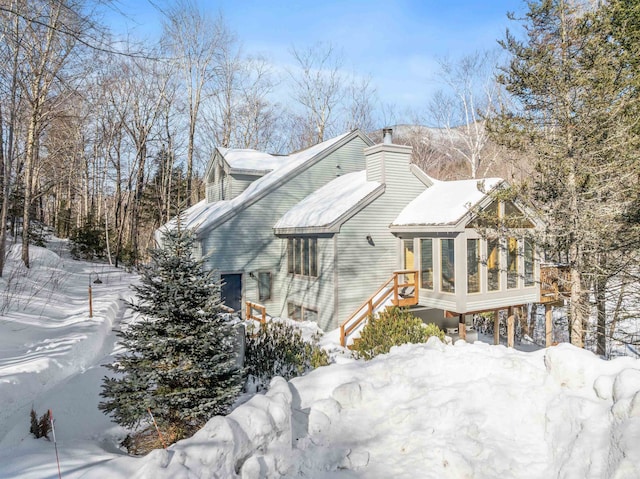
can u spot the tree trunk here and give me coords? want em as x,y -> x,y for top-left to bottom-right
595,275 -> 607,356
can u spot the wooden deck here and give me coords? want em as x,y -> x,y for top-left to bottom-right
539,264 -> 571,304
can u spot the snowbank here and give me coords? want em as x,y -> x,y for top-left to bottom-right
2,239 -> 640,478
100,341 -> 640,479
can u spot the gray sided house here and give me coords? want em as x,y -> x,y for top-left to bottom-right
160,129 -> 555,343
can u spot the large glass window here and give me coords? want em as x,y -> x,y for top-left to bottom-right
420,239 -> 433,290
524,240 -> 535,287
441,239 -> 455,293
404,239 -> 415,284
288,237 -> 318,277
507,237 -> 518,289
504,201 -> 535,228
487,238 -> 500,291
467,239 -> 480,293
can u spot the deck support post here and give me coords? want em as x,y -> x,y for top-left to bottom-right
493,310 -> 500,345
545,304 -> 553,347
507,306 -> 515,348
458,314 -> 466,341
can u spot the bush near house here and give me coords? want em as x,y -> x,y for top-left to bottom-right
244,320 -> 329,392
354,307 -> 444,360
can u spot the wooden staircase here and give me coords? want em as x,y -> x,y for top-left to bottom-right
340,270 -> 418,347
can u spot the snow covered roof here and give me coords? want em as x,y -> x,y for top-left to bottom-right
217,148 -> 290,173
273,171 -> 383,234
392,177 -> 503,228
169,131 -> 363,236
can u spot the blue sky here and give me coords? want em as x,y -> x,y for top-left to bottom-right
107,0 -> 526,116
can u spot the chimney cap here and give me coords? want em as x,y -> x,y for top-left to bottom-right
382,127 -> 393,145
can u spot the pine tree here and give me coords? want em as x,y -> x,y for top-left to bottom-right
99,226 -> 243,441
490,0 -> 640,349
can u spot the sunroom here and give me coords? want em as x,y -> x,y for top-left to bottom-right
390,177 -> 543,340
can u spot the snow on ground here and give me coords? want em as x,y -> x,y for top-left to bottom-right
1,239 -> 640,478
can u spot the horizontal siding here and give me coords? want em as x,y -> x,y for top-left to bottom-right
200,135 -> 369,320
278,237 -> 335,330
334,149 -> 428,329
230,174 -> 257,199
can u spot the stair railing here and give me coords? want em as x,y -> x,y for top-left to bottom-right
246,301 -> 267,324
340,270 -> 418,347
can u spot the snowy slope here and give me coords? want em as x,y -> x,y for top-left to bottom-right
1,239 -> 640,478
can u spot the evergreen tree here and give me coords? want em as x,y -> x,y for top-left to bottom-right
100,226 -> 243,441
490,0 -> 640,349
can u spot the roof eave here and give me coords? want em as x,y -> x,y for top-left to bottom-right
390,223 -> 461,234
274,183 -> 385,236
409,164 -> 435,187
198,129 -> 373,235
229,167 -> 273,176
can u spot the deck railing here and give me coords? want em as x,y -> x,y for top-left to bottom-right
246,301 -> 267,324
540,264 -> 571,303
339,270 -> 418,347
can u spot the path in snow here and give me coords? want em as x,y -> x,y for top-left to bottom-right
0,241 -> 135,451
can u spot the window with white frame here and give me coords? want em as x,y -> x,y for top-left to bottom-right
440,238 -> 455,293
420,238 -> 433,290
467,239 -> 480,293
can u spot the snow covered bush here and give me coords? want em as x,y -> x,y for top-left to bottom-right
99,226 -> 243,452
354,307 -> 444,360
244,320 -> 329,392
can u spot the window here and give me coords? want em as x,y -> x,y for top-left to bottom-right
507,237 -> 518,289
287,237 -> 318,277
504,201 -> 535,228
467,239 -> 480,293
404,239 -> 415,284
287,238 -> 294,274
487,238 -> 500,291
294,238 -> 302,274
304,307 -> 318,323
310,239 -> 317,276
524,240 -> 535,287
420,239 -> 433,289
440,239 -> 455,293
258,272 -> 272,301
287,302 -> 302,321
302,238 -> 310,276
287,302 -> 318,322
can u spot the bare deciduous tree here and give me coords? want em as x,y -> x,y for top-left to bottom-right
288,42 -> 346,147
162,1 -> 228,206
428,51 -> 503,179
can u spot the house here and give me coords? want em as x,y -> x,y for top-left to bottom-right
161,128 -> 558,346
